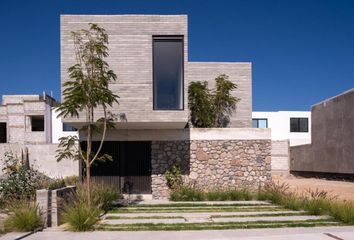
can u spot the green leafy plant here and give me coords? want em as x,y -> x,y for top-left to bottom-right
188,81 -> 214,127
4,201 -> 42,232
188,74 -> 240,128
164,164 -> 182,189
47,178 -> 66,190
56,23 -> 119,205
0,152 -> 47,206
64,176 -> 80,186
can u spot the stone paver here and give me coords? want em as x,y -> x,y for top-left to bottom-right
105,210 -> 305,219
212,215 -> 330,223
104,218 -> 186,225
131,200 -> 271,205
6,226 -> 354,240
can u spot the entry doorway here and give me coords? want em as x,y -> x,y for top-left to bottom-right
82,141 -> 152,194
0,122 -> 7,143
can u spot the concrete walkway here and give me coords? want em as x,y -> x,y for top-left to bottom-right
3,226 -> 354,240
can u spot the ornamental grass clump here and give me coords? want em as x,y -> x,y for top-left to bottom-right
62,201 -> 100,231
329,201 -> 354,224
4,201 -> 42,232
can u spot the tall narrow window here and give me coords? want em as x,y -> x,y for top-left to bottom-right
153,36 -> 184,110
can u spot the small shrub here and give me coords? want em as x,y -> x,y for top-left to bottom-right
170,186 -> 205,201
64,176 -> 80,186
62,202 -> 100,231
256,182 -> 289,204
164,164 -> 182,189
76,183 -> 120,212
5,201 -> 42,232
0,152 -> 48,206
47,178 -> 66,190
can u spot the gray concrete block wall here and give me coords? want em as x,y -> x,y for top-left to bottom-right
271,140 -> 290,179
61,15 -> 189,128
187,62 -> 252,128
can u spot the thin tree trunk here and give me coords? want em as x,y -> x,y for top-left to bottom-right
86,160 -> 91,206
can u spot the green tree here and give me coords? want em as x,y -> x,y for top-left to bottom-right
212,74 -> 239,127
56,23 -> 119,204
188,74 -> 239,128
188,81 -> 214,127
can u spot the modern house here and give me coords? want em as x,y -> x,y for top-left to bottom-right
291,88 -> 354,177
252,111 -> 311,146
61,15 -> 273,199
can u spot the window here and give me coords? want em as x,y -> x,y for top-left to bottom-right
63,123 -> 77,132
153,36 -> 184,110
0,122 -> 6,143
290,118 -> 308,132
252,118 -> 268,128
31,116 -> 44,131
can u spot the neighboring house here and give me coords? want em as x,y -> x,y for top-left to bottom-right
252,111 -> 311,146
291,88 -> 354,177
61,15 -> 274,199
51,108 -> 78,144
0,94 -> 78,178
0,94 -> 56,144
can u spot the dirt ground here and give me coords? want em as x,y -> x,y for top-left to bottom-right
279,177 -> 354,201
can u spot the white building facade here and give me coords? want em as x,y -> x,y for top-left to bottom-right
252,111 -> 311,146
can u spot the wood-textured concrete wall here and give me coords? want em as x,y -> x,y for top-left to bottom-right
61,15 -> 189,128
187,62 -> 252,128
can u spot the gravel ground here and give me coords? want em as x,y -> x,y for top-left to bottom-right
280,177 -> 354,201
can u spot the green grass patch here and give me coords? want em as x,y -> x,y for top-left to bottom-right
170,187 -> 255,202
105,216 -> 184,220
4,202 -> 42,232
97,219 -> 341,231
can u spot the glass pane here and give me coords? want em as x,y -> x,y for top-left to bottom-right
153,37 -> 183,110
252,119 -> 258,128
290,118 -> 299,132
299,118 -> 308,132
258,119 -> 268,128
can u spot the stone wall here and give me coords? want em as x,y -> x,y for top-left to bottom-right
151,140 -> 271,199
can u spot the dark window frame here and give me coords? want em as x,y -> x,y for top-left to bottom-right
252,118 -> 268,128
30,115 -> 45,132
152,35 -> 184,111
290,117 -> 309,132
0,122 -> 7,143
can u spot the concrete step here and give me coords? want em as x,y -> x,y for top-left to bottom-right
121,205 -> 279,210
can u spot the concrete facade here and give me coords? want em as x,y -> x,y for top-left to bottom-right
0,94 -> 56,144
252,111 -> 311,146
290,89 -> 354,175
60,15 -> 252,129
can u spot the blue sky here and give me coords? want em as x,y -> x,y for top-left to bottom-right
0,0 -> 353,111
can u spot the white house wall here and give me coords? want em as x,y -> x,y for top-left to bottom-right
252,111 -> 311,146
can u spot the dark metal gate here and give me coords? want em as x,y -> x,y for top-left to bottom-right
83,141 -> 152,194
